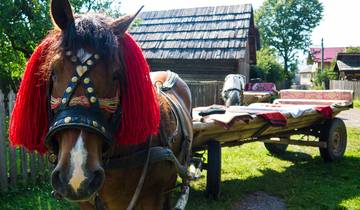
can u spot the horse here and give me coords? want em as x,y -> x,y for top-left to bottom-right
9,0 -> 193,209
221,74 -> 245,106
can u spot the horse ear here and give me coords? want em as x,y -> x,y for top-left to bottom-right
111,6 -> 144,36
50,0 -> 74,30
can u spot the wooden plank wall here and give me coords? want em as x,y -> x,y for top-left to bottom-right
187,80 -> 224,107
0,91 -> 50,192
330,80 -> 360,100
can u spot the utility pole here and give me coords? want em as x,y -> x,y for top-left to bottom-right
321,38 -> 324,72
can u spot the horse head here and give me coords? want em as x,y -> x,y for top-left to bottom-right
42,0 -> 150,201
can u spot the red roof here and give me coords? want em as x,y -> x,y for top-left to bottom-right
310,47 -> 345,62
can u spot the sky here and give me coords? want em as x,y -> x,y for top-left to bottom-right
119,0 -> 360,64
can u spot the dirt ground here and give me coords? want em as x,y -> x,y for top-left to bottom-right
336,108 -> 360,128
233,191 -> 286,210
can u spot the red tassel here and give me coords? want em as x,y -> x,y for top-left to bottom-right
115,33 -> 160,145
9,33 -> 160,153
9,38 -> 54,154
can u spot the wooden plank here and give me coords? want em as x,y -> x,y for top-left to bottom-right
38,154 -> 45,180
30,152 -> 37,183
8,91 -> 17,187
0,90 -> 8,191
21,148 -> 28,184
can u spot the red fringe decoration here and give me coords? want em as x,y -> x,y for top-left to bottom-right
115,33 -> 160,145
9,33 -> 160,153
9,38 -> 53,154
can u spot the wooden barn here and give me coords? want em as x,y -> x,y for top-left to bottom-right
130,4 -> 260,82
334,53 -> 360,80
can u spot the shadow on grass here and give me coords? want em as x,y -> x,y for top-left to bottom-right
187,152 -> 360,210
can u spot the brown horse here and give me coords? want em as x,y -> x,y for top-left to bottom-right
10,0 -> 193,209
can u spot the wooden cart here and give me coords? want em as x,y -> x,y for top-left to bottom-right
191,102 -> 351,199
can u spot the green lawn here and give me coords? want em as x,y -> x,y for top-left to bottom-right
1,128 -> 359,210
354,100 -> 360,108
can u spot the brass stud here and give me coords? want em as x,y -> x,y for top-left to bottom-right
71,56 -> 77,62
66,87 -> 72,93
86,60 -> 93,66
64,117 -> 72,124
90,96 -> 97,103
71,76 -> 78,82
83,77 -> 90,84
48,153 -> 57,164
76,65 -> 84,76
61,98 -> 67,104
82,65 -> 88,72
101,126 -> 106,132
87,87 -> 94,93
94,54 -> 100,60
92,121 -> 98,127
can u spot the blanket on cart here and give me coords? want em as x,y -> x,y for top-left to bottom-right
193,104 -> 334,129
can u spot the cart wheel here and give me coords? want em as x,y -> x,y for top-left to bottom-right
319,118 -> 347,162
206,141 -> 221,199
264,143 -> 288,156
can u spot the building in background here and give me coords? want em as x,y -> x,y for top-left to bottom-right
334,53 -> 360,80
308,47 -> 345,71
130,4 -> 260,82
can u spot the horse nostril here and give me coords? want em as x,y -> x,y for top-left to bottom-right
89,169 -> 105,191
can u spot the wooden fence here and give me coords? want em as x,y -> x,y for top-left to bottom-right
0,90 -> 51,192
187,80 -> 224,107
330,80 -> 360,100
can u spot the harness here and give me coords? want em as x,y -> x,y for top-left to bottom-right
46,50 -> 192,210
45,49 -> 122,152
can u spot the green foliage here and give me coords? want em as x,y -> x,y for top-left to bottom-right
250,48 -> 286,87
353,100 -> 360,108
255,0 -> 323,73
0,0 -> 122,93
313,60 -> 337,89
345,47 -> 360,53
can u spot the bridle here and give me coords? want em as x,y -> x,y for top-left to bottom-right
45,49 -> 192,210
45,48 -> 122,153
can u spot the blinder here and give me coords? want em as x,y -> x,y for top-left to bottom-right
45,49 -> 121,152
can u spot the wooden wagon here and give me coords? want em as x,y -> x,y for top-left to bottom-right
190,90 -> 353,198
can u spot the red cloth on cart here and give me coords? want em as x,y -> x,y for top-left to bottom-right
315,106 -> 333,119
258,112 -> 287,126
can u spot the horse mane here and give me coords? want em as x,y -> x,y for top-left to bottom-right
9,14 -> 160,153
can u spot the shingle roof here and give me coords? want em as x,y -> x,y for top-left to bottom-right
336,53 -> 360,71
130,4 -> 255,60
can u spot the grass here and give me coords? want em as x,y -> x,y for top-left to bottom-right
353,100 -> 360,108
1,128 -> 360,210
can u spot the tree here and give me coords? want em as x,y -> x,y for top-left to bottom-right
256,0 -> 323,77
250,48 -> 286,87
345,47 -> 360,53
0,0 -> 121,93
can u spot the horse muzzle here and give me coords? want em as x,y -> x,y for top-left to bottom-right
51,166 -> 105,201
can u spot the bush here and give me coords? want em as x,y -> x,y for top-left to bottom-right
250,48 -> 286,87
